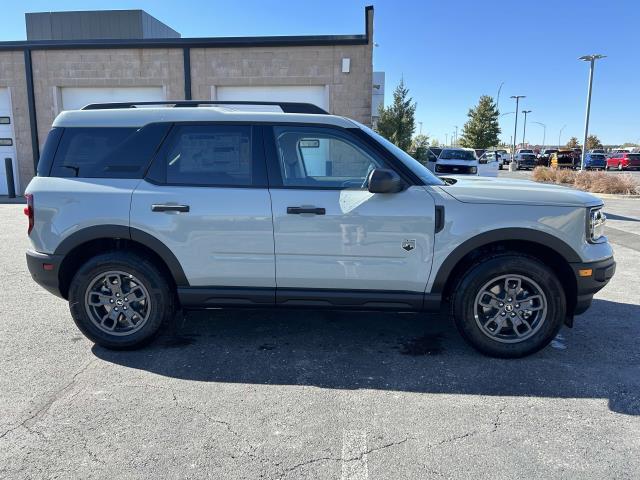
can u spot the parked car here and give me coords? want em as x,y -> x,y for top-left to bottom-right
537,149 -> 558,167
432,148 -> 479,175
583,153 -> 606,170
551,150 -> 577,169
513,149 -> 535,168
606,151 -> 640,171
496,149 -> 511,165
25,100 -> 615,358
515,151 -> 537,170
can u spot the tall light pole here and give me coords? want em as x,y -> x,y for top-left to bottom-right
522,110 -> 532,147
445,133 -> 449,146
579,54 -> 606,170
558,124 -> 567,149
532,121 -> 546,150
418,121 -> 423,135
496,82 -> 504,112
454,126 -> 458,146
510,95 -> 525,155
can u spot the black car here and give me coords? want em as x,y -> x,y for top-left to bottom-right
517,153 -> 537,170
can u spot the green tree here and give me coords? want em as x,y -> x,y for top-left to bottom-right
375,79 -> 416,152
430,138 -> 441,147
459,95 -> 501,149
410,134 -> 430,164
566,137 -> 580,148
586,134 -> 602,150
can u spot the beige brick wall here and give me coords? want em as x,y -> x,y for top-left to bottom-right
190,41 -> 372,126
0,51 -> 33,191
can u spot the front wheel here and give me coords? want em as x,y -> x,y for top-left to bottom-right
68,251 -> 175,349
451,254 -> 566,358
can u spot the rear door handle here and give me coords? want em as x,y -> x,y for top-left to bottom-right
151,204 -> 190,213
287,206 -> 326,215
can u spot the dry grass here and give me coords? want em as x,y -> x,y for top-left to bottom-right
532,167 -> 639,195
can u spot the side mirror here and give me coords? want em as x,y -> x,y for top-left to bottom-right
367,168 -> 404,194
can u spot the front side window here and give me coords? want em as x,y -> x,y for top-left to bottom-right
164,125 -> 252,186
273,126 -> 385,188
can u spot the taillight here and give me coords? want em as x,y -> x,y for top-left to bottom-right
24,193 -> 34,235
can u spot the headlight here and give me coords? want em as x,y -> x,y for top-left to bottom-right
470,166 -> 477,174
588,207 -> 606,242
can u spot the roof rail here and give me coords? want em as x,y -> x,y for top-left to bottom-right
81,100 -> 329,115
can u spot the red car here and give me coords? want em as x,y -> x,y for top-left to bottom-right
606,152 -> 640,171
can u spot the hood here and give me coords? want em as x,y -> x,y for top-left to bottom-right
436,176 -> 603,207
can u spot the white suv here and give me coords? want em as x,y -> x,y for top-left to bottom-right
25,101 -> 615,358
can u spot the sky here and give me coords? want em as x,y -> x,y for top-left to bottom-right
1,0 -> 639,146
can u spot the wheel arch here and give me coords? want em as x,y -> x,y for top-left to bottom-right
431,228 -> 580,313
55,225 -> 188,299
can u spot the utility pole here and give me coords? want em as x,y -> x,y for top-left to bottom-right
522,110 -> 532,147
579,54 -> 606,170
510,95 -> 525,154
454,126 -> 458,146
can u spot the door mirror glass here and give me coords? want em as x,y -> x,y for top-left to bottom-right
367,168 -> 404,194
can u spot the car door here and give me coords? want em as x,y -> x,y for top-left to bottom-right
265,124 -> 436,309
130,123 -> 275,296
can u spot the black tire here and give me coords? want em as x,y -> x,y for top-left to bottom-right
451,254 -> 566,358
68,251 -> 175,349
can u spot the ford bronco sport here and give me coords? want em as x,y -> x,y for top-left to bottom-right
25,101 -> 615,358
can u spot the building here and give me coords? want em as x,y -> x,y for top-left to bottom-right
0,6 -> 374,194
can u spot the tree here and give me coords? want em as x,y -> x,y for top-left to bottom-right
566,137 -> 580,148
410,134 -> 430,164
430,138 -> 441,147
375,79 -> 416,152
586,135 -> 602,150
458,95 -> 501,149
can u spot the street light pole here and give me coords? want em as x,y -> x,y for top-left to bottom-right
558,124 -> 567,149
510,95 -> 525,157
454,126 -> 458,146
522,110 -> 532,147
445,133 -> 449,146
579,54 -> 606,170
418,121 -> 423,135
496,82 -> 504,112
532,121 -> 546,150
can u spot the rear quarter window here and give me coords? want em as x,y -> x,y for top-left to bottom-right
49,124 -> 170,178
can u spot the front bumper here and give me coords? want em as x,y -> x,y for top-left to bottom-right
26,249 -> 65,299
570,256 -> 616,315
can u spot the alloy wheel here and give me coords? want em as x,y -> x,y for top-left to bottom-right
84,270 -> 151,336
474,274 -> 548,344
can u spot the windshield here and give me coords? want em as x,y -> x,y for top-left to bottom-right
519,150 -> 534,154
356,123 -> 444,185
439,149 -> 477,161
589,154 -> 605,160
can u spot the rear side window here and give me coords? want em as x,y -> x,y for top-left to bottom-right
50,124 -> 169,178
162,125 -> 253,186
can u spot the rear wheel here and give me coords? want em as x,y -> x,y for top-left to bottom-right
68,251 -> 175,349
618,163 -> 624,171
451,254 -> 566,358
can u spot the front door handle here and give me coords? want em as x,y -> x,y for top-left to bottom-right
151,204 -> 190,213
287,206 -> 326,215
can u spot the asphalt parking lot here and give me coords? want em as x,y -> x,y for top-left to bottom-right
1,197 -> 639,479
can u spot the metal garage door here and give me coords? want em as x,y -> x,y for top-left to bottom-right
215,86 -> 328,111
60,86 -> 166,111
0,88 -> 19,195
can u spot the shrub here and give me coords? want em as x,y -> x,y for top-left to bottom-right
530,167 -> 639,195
